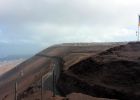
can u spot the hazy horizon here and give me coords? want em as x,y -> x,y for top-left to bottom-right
0,0 -> 140,55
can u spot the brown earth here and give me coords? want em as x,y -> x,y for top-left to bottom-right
21,90 -> 115,100
0,42 -> 129,100
57,42 -> 140,100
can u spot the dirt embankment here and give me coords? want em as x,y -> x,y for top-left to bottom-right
57,42 -> 140,100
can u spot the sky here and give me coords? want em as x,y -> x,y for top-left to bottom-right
0,0 -> 140,55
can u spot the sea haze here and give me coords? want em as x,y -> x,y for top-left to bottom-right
0,54 -> 32,62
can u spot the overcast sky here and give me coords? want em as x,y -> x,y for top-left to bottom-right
0,0 -> 139,55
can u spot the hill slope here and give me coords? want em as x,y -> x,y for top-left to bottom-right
58,42 -> 140,100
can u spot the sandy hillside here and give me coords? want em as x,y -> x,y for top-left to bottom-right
0,59 -> 24,76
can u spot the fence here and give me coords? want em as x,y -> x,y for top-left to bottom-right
14,61 -> 57,100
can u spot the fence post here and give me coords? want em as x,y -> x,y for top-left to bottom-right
41,76 -> 44,100
15,81 -> 17,100
52,70 -> 55,97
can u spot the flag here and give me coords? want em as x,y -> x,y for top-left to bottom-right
139,15 -> 140,26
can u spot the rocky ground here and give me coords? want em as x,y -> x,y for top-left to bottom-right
21,90 -> 115,100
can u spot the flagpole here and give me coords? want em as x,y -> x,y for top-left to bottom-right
138,15 -> 140,41
138,25 -> 139,41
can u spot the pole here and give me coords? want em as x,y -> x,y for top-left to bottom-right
41,76 -> 44,100
138,15 -> 140,41
15,81 -> 17,100
52,70 -> 55,97
138,26 -> 139,41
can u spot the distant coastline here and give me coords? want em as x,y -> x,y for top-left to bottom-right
0,54 -> 32,62
0,54 -> 32,76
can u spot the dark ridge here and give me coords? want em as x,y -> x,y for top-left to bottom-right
57,42 -> 140,100
68,58 -> 102,75
99,45 -> 125,56
57,72 -> 140,100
